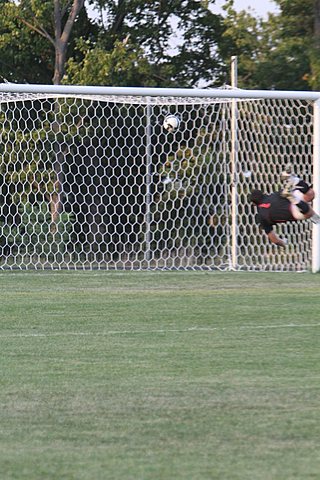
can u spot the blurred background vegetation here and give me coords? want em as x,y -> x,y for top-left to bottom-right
0,0 -> 319,91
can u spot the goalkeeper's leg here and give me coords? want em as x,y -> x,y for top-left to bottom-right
280,165 -> 315,203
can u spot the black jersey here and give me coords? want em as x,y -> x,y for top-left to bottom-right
256,192 -> 295,234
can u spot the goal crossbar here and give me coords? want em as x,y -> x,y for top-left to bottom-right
1,83 -> 320,101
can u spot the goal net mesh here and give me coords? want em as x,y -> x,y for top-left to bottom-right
0,89 -> 313,271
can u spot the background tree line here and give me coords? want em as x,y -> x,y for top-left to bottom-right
1,0 -> 320,91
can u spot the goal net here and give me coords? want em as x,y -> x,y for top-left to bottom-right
0,86 -> 314,271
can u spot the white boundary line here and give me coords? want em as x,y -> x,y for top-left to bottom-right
1,323 -> 320,339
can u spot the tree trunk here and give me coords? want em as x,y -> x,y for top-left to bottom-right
52,0 -> 85,85
50,0 -> 84,231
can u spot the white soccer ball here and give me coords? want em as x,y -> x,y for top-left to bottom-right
163,115 -> 180,132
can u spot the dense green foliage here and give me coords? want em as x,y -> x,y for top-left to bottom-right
219,0 -> 315,90
0,0 -> 95,84
0,0 -> 226,87
1,0 -> 319,89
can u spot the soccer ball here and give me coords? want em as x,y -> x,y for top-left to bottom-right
163,115 -> 180,132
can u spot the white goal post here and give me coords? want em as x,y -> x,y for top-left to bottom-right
0,83 -> 320,272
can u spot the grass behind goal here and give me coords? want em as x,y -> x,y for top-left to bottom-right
1,271 -> 320,480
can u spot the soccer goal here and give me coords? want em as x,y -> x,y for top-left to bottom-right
0,83 -> 319,272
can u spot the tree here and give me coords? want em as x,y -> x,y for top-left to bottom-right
302,0 -> 320,89
219,0 -> 312,90
63,36 -> 156,86
218,1 -> 265,87
0,0 -> 227,88
219,0 -> 320,91
0,2 -> 98,232
0,1 -> 52,83
0,0 -> 97,84
65,0 -> 226,87
17,0 -> 85,85
271,0 -> 314,90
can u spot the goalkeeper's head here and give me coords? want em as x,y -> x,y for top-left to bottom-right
249,189 -> 264,206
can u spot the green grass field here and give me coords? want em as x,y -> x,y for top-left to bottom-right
1,271 -> 320,480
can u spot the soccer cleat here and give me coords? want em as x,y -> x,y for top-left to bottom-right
280,164 -> 293,182
281,175 -> 300,200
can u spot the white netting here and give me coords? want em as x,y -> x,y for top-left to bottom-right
0,88 -> 313,270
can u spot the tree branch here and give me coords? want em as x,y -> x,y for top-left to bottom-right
60,0 -> 84,45
18,17 -> 55,47
110,0 -> 127,35
61,0 -> 74,19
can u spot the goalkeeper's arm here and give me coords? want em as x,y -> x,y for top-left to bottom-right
267,231 -> 288,247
